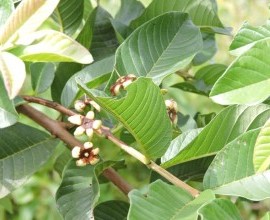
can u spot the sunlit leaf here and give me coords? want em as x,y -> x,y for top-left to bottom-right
0,0 -> 14,30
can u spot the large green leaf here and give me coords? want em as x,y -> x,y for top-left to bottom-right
10,30 -> 93,64
114,12 -> 202,85
0,123 -> 58,198
30,62 -> 55,94
203,129 -> 270,200
94,201 -> 129,220
262,212 -> 270,220
0,76 -> 18,128
198,198 -> 242,220
0,51 -> 26,99
0,0 -> 13,30
61,55 -> 114,107
210,39 -> 270,105
78,77 -> 172,159
253,118 -> 270,172
128,180 -> 215,220
52,0 -> 84,36
162,105 -> 270,166
130,0 -> 228,34
56,160 -> 99,220
0,0 -> 60,45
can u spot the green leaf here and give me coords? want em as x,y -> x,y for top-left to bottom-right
56,160 -> 99,220
0,123 -> 58,198
94,200 -> 129,220
10,30 -> 93,64
0,0 -> 14,30
0,0 -> 60,45
198,198 -> 242,220
90,7 -> 119,61
30,62 -> 55,94
0,51 -> 26,99
210,39 -> 270,105
230,21 -> 270,56
114,12 -> 203,85
128,180 -> 215,220
261,212 -> 270,220
0,76 -> 18,128
130,0 -> 228,34
162,104 -> 270,166
253,118 -> 270,172
78,77 -> 172,159
52,0 -> 84,36
61,55 -> 114,107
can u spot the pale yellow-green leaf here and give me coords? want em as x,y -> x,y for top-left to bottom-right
253,118 -> 270,172
0,52 -> 25,99
0,0 -> 60,45
11,30 -> 93,64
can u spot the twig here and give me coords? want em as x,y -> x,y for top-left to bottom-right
17,104 -> 133,195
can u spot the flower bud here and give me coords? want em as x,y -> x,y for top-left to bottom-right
74,100 -> 86,112
74,126 -> 85,136
86,128 -> 94,139
92,120 -> 102,130
71,146 -> 81,158
89,101 -> 101,112
86,111 -> 95,120
84,141 -> 93,149
68,115 -> 83,125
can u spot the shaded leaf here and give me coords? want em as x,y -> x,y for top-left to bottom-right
30,62 -> 55,94
114,12 -> 203,85
0,123 -> 58,198
10,30 -> 93,64
94,200 -> 129,220
128,180 -> 215,220
0,0 -> 60,45
198,198 -> 242,220
0,51 -> 26,98
162,104 -> 270,165
0,0 -> 14,30
195,112 -> 216,128
78,77 -> 172,159
253,118 -> 270,172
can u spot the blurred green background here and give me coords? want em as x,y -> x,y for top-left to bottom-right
2,0 -> 270,219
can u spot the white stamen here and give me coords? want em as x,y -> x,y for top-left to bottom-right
84,152 -> 89,157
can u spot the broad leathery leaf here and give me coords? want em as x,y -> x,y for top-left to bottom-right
0,51 -> 26,99
0,0 -> 14,30
131,0 -> 228,35
78,77 -> 172,159
0,123 -> 58,198
0,0 -> 60,45
94,201 -> 129,220
253,117 -> 270,172
0,76 -> 18,128
114,12 -> 203,85
230,21 -> 270,56
161,128 -> 202,166
203,130 -> 259,193
61,56 -> 114,107
10,30 -> 93,64
210,39 -> 270,105
128,180 -> 215,220
30,62 -> 55,94
162,104 -> 270,165
52,0 -> 84,36
198,199 -> 242,220
56,160 -> 99,220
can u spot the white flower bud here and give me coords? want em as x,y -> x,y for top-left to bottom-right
68,115 -> 83,125
71,146 -> 81,158
84,141 -> 93,149
76,159 -> 86,166
86,111 -> 95,120
74,100 -> 86,112
86,128 -> 94,139
89,101 -> 101,112
122,79 -> 133,89
74,126 -> 85,136
92,120 -> 102,130
92,148 -> 100,155
90,157 -> 99,165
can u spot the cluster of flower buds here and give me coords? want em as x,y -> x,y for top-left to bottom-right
110,74 -> 137,96
74,98 -> 101,113
71,142 -> 100,166
165,99 -> 178,125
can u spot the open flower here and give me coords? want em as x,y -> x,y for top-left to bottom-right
110,74 -> 137,96
71,142 -> 100,166
165,99 -> 178,125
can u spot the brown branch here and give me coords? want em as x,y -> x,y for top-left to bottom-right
17,104 -> 133,195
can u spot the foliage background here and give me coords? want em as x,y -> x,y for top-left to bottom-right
1,0 -> 269,219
